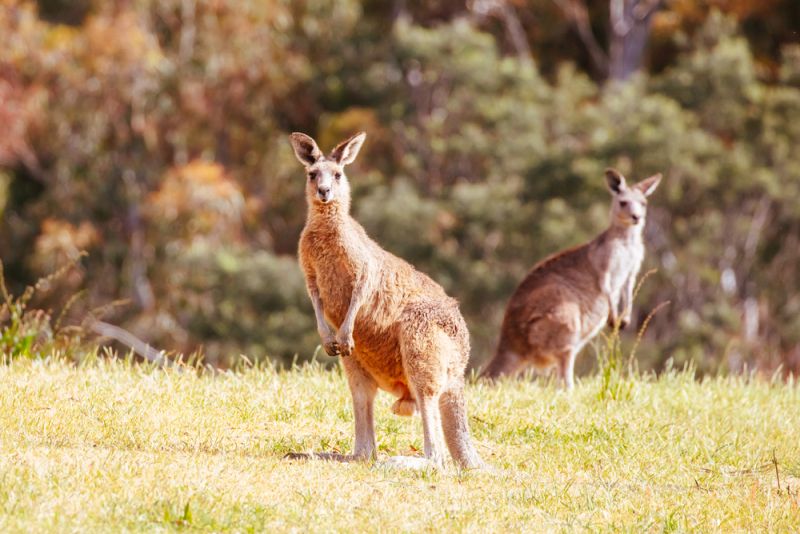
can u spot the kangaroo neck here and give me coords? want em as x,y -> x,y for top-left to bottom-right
606,220 -> 643,243
306,201 -> 352,231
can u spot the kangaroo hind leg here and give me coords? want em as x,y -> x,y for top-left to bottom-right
556,347 -> 579,390
403,332 -> 449,468
384,321 -> 450,469
342,355 -> 378,460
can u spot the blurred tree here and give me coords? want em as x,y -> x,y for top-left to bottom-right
551,0 -> 665,80
1,1 -> 799,376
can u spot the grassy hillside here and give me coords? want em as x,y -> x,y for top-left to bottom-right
0,357 -> 798,532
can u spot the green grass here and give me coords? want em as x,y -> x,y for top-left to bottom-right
0,357 -> 798,532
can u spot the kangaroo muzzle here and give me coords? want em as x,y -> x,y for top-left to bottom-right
317,187 -> 332,203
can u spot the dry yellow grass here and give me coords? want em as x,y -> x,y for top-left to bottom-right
0,357 -> 798,532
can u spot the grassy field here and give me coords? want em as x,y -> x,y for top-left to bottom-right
0,357 -> 798,532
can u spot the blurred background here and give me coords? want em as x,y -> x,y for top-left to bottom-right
1,0 -> 799,374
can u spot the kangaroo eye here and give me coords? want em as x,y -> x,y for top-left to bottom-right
308,171 -> 317,181
334,172 -> 342,180
619,201 -> 629,208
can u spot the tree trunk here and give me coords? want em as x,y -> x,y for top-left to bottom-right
608,0 -> 663,81
469,0 -> 534,70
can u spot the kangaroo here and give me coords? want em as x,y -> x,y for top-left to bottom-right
287,131 -> 483,469
480,168 -> 662,388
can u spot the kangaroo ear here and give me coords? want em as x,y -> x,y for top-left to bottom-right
329,132 -> 366,165
289,133 -> 322,167
605,168 -> 626,194
636,173 -> 662,197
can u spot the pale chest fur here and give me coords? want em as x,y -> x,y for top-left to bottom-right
576,232 -> 643,339
607,239 -> 643,298
589,230 -> 645,302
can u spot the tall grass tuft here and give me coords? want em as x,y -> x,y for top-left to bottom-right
596,270 -> 669,400
0,256 -> 89,362
596,324 -> 634,401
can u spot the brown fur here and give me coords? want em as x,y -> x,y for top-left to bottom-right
290,131 -> 483,469
481,168 -> 662,388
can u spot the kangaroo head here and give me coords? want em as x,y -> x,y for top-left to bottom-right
289,131 -> 366,212
605,168 -> 662,228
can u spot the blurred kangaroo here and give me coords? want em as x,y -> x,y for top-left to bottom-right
480,168 -> 662,388
287,131 -> 483,469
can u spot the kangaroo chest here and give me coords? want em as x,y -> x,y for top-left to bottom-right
303,235 -> 359,327
301,225 -> 406,388
601,237 -> 644,299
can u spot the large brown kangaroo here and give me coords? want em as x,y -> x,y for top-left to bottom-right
481,168 -> 662,389
288,131 -> 483,469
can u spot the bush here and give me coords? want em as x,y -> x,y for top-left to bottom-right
1,3 -> 799,375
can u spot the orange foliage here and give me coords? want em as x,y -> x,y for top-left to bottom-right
664,0 -> 786,26
33,219 -> 99,272
147,160 -> 244,239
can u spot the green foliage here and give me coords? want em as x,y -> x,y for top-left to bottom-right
1,2 -> 800,373
163,246 -> 319,366
0,260 -> 87,361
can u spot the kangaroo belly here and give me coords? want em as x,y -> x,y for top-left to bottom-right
326,286 -> 409,391
355,345 -> 407,393
354,294 -> 413,383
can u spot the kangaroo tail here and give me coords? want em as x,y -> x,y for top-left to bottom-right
439,384 -> 484,469
479,347 -> 524,380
